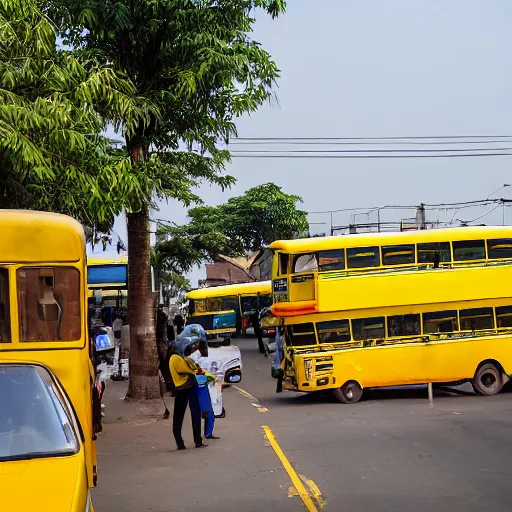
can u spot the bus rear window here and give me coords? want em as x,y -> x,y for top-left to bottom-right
423,310 -> 458,334
286,323 -> 316,346
453,240 -> 486,261
0,268 -> 10,342
417,242 -> 451,264
496,306 -> 512,328
352,317 -> 385,340
347,247 -> 380,269
17,267 -> 81,342
382,245 -> 415,266
293,254 -> 318,273
487,239 -> 512,259
318,250 -> 345,271
387,314 -> 420,337
316,320 -> 350,343
460,308 -> 494,331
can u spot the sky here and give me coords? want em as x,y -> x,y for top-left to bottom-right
90,0 -> 512,286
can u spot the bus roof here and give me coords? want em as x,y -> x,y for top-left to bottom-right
269,226 -> 512,253
0,210 -> 84,263
187,280 -> 271,300
88,255 -> 128,265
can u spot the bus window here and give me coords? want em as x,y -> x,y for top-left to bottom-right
279,253 -> 290,276
387,314 -> 420,337
459,308 -> 494,331
417,242 -> 451,264
0,268 -> 10,342
286,323 -> 316,346
496,306 -> 512,328
208,298 -> 222,312
452,240 -> 486,261
240,296 -> 258,315
17,267 -> 81,342
317,320 -> 350,343
352,317 -> 385,340
318,250 -> 345,271
193,299 -> 207,313
293,254 -> 318,273
487,239 -> 512,260
423,310 -> 458,334
382,245 -> 415,266
347,247 -> 380,269
221,296 -> 238,312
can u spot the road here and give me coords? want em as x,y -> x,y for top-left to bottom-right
93,337 -> 512,512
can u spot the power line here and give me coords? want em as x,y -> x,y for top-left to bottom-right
231,152 -> 512,159
230,139 -> 512,146
233,135 -> 512,141
230,147 -> 512,154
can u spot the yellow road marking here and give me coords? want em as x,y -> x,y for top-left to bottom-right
262,426 -> 318,512
233,385 -> 258,401
300,475 -> 327,508
251,402 -> 268,413
234,386 -> 267,412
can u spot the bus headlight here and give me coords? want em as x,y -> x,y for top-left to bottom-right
304,359 -> 313,380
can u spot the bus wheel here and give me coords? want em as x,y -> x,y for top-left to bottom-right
472,363 -> 503,396
333,380 -> 363,404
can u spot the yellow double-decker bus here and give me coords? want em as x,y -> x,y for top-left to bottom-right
269,226 -> 512,317
269,227 -> 512,403
0,211 -> 99,511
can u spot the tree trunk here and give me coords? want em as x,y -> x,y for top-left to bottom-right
125,205 -> 161,399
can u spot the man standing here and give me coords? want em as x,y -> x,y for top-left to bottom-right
169,348 -> 205,450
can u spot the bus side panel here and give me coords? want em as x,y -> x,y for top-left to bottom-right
293,336 -> 512,391
317,265 -> 512,314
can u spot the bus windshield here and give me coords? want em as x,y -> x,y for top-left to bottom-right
0,365 -> 79,462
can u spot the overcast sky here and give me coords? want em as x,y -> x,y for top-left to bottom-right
91,0 -> 512,286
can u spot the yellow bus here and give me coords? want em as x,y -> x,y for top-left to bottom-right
0,211 -> 98,511
187,281 -> 272,338
269,226 -> 512,317
270,227 -> 512,403
280,298 -> 512,403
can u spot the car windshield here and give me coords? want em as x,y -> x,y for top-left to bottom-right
0,365 -> 79,462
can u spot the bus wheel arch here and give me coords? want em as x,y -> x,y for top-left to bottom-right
333,380 -> 363,404
472,360 -> 504,396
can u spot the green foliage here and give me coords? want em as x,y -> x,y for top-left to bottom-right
153,219 -> 235,275
161,270 -> 190,301
190,183 -> 309,252
0,0 -> 138,230
48,0 -> 286,212
153,182 -> 308,275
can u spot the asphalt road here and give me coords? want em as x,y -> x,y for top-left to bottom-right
93,337 -> 512,512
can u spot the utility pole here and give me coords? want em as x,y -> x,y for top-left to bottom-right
416,203 -> 426,230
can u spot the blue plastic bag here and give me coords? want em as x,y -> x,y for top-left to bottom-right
196,378 -> 213,414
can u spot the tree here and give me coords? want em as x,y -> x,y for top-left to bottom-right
189,183 -> 309,252
161,271 -> 190,305
0,0 -> 140,233
49,0 -> 286,399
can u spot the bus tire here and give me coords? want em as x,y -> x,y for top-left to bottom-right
333,380 -> 363,404
472,362 -> 503,396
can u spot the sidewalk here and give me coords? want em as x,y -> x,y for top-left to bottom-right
92,380 -> 300,512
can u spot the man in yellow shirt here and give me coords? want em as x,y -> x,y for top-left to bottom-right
169,349 -> 205,450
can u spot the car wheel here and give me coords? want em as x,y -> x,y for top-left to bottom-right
472,363 -> 503,396
332,380 -> 363,404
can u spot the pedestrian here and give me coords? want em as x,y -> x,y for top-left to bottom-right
169,343 -> 206,450
188,344 -> 219,440
173,314 -> 185,335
